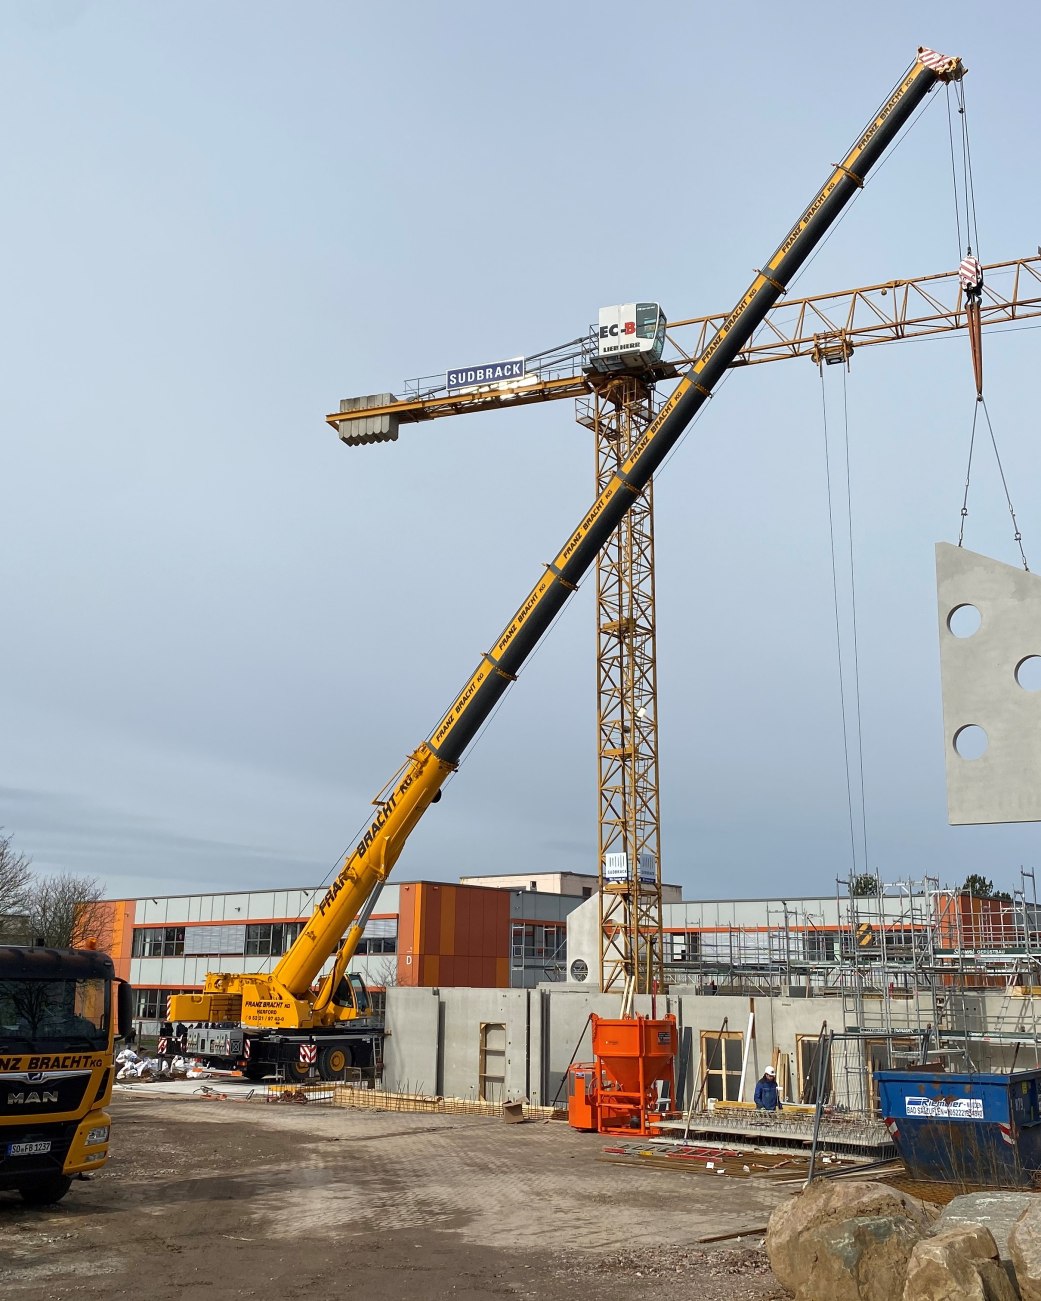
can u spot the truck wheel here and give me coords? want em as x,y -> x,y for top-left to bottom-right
318,1045 -> 353,1081
19,1175 -> 73,1206
282,1058 -> 312,1084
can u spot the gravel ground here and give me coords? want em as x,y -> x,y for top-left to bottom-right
0,1090 -> 792,1300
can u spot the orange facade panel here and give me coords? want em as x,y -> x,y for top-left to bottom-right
397,883 -> 511,989
89,899 -> 136,982
396,883 -> 420,986
439,887 -> 456,957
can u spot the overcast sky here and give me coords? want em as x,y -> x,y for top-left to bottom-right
2,2 -> 1039,905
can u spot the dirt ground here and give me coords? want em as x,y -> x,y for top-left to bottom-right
0,1088 -> 792,1300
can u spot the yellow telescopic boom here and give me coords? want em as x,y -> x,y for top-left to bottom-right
171,48 -> 964,1033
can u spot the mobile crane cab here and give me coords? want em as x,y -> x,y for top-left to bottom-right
588,303 -> 667,373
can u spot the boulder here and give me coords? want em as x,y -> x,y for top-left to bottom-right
797,1214 -> 922,1301
903,1224 -> 1019,1301
940,1192 -> 1037,1260
766,1178 -> 936,1295
1009,1199 -> 1041,1301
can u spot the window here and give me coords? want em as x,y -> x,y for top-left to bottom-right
0,976 -> 109,1049
670,932 -> 700,962
581,887 -> 592,899
132,927 -> 185,958
355,935 -> 396,955
804,931 -> 837,962
244,922 -> 304,957
512,925 -> 565,962
700,1030 -> 744,1103
133,988 -> 191,1020
636,302 -> 659,339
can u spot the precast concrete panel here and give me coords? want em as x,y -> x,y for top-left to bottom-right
438,988 -> 530,1102
384,987 -> 441,1094
936,542 -> 1041,824
563,895 -> 601,986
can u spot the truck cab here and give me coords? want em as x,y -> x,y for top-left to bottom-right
0,945 -> 131,1204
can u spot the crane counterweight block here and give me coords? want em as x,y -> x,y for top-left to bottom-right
336,392 -> 400,445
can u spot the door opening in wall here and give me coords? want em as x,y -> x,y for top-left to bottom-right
479,1022 -> 506,1102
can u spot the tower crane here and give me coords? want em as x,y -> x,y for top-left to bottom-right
330,254 -> 1041,1001
335,254 -> 1041,998
170,48 -> 976,1085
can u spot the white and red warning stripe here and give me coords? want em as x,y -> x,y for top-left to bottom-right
243,1037 -> 251,1059
884,1117 -> 900,1141
959,255 -> 983,292
998,1123 -> 1016,1147
299,1043 -> 318,1065
917,47 -> 955,73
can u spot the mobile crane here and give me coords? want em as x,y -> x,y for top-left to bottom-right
171,48 -> 965,1084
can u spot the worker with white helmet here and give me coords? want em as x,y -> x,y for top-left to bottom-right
753,1065 -> 783,1112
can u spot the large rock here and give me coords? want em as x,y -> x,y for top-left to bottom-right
903,1223 -> 1019,1301
940,1192 -> 1037,1260
1009,1199 -> 1041,1301
801,1214 -> 923,1301
766,1178 -> 936,1296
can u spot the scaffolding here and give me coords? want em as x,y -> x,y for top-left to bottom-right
509,921 -> 568,986
664,871 -> 1041,1115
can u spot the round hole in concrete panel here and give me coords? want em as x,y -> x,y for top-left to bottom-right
569,959 -> 588,982
948,604 -> 982,638
1015,656 -> 1041,691
953,724 -> 988,760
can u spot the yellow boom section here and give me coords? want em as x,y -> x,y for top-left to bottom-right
171,47 -> 963,1034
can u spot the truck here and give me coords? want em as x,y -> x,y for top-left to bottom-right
0,944 -> 133,1204
171,47 -> 965,1081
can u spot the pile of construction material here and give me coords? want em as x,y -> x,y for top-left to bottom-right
766,1178 -> 1041,1299
597,1138 -> 883,1185
115,1048 -> 213,1082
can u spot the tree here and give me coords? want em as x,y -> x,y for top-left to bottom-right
960,874 -> 994,898
0,828 -> 33,940
26,872 -> 111,950
850,873 -> 881,897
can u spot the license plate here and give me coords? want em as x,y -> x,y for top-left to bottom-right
7,1140 -> 51,1156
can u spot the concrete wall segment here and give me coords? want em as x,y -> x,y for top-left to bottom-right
937,541 -> 1041,823
384,987 -> 440,1094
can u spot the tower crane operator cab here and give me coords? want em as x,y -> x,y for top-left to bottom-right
589,303 -> 666,374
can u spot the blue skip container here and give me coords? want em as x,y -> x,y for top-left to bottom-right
876,1068 -> 1041,1187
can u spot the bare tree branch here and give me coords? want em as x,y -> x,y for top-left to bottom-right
0,828 -> 33,939
26,872 -> 111,951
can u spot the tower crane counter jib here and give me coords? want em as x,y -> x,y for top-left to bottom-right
170,48 -> 964,1084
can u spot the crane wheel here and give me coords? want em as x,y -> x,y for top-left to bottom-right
318,1045 -> 352,1080
282,1058 -> 312,1084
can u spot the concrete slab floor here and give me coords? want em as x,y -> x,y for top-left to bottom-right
0,1094 -> 790,1300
